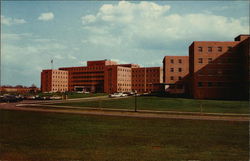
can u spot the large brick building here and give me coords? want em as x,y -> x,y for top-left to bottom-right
41,34 -> 249,100
188,35 -> 249,99
41,60 -> 162,94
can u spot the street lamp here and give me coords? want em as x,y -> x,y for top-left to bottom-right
134,90 -> 137,112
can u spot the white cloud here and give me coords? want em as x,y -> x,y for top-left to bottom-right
1,33 -> 32,41
81,1 -> 249,51
38,12 -> 54,21
1,15 -> 26,26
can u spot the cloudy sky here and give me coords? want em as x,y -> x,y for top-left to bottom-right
1,1 -> 249,87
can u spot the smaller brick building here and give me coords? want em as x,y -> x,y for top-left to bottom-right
132,67 -> 163,93
163,56 -> 189,94
41,69 -> 68,92
104,65 -> 132,93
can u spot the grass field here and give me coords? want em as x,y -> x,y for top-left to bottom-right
38,92 -> 107,99
53,96 -> 249,114
0,109 -> 248,161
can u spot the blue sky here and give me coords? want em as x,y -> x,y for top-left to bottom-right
1,1 -> 249,87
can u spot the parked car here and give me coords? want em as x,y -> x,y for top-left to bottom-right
25,96 -> 36,100
1,95 -> 20,102
109,93 -> 128,98
120,93 -> 128,97
123,92 -> 134,96
109,93 -> 123,98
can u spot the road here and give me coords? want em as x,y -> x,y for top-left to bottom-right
0,101 -> 249,122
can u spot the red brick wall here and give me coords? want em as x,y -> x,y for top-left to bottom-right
132,67 -> 162,93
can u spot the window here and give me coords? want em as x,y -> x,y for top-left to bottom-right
208,58 -> 213,63
170,68 -> 174,72
218,47 -> 222,52
198,58 -> 203,64
198,82 -> 203,87
208,82 -> 213,87
177,84 -> 183,89
178,59 -> 182,63
217,70 -> 223,74
178,76 -> 182,80
208,47 -> 212,52
170,76 -> 174,80
178,68 -> 182,72
170,59 -> 174,64
198,47 -> 203,52
217,82 -> 223,87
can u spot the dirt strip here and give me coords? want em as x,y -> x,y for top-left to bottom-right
0,103 -> 249,122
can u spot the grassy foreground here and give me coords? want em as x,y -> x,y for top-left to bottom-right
38,92 -> 107,99
0,109 -> 249,161
53,96 -> 249,114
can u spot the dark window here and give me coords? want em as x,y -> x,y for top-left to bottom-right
178,76 -> 182,80
208,82 -> 213,87
178,59 -> 182,63
208,58 -> 213,63
170,68 -> 174,72
217,82 -> 223,86
170,76 -> 174,80
177,84 -> 183,89
198,82 -> 203,87
208,47 -> 212,52
198,58 -> 203,64
198,47 -> 203,52
218,47 -> 222,52
178,68 -> 182,72
170,59 -> 174,63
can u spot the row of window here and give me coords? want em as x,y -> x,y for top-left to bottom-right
133,79 -> 159,82
170,68 -> 183,72
132,69 -> 159,73
133,84 -> 154,87
118,68 -> 131,72
198,69 -> 238,76
133,74 -> 159,77
198,46 -> 233,52
66,66 -> 104,71
72,71 -> 104,75
170,59 -> 183,64
72,80 -> 104,83
117,79 -> 131,82
170,76 -> 182,81
72,76 -> 104,79
117,88 -> 131,92
197,82 -> 235,87
198,58 -> 238,64
52,88 -> 67,91
118,74 -> 131,77
118,84 -> 131,87
198,58 -> 212,64
52,76 -> 68,79
52,71 -> 67,75
52,84 -> 68,87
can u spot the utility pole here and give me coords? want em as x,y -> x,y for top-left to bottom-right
51,59 -> 54,70
134,90 -> 137,112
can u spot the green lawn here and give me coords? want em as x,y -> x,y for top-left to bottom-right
0,110 -> 248,161
38,92 -> 107,99
53,96 -> 249,114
